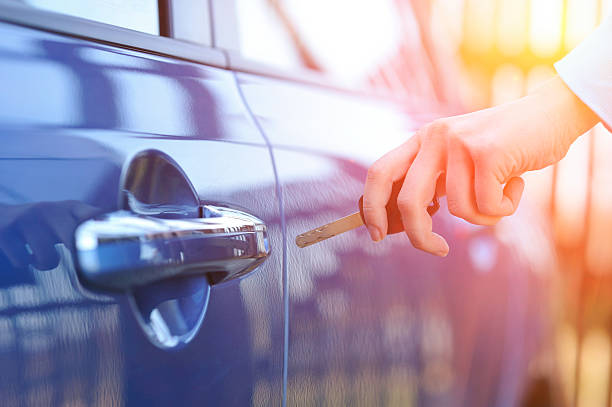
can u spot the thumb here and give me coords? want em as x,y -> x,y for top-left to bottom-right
474,170 -> 524,217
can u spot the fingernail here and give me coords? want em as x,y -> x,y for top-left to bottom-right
436,243 -> 450,257
368,226 -> 382,242
436,249 -> 449,257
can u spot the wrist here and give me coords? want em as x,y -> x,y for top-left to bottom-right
534,75 -> 599,145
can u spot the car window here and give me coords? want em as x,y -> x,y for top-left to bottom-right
234,0 -> 303,71
9,0 -> 160,34
233,0 -> 439,100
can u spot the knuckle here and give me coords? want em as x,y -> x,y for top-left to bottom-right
396,196 -> 416,215
361,205 -> 380,226
366,161 -> 388,182
428,119 -> 450,136
477,200 -> 497,216
470,141 -> 497,165
361,206 -> 379,222
446,130 -> 463,148
470,142 -> 487,159
446,198 -> 467,218
408,231 -> 427,249
427,119 -> 455,144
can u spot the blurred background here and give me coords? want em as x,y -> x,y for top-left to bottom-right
19,0 -> 611,404
435,2 -> 612,407
234,0 -> 612,405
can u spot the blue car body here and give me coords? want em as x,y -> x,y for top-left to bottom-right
0,5 -> 554,407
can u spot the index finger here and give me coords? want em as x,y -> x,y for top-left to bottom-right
362,136 -> 419,241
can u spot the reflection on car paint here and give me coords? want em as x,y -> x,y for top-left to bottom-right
0,242 -> 123,406
238,71 -> 556,406
130,275 -> 211,349
0,22 -> 283,405
0,12 -> 559,407
278,161 -> 549,405
0,24 -> 261,143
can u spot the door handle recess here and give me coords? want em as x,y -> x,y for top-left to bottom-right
75,205 -> 270,290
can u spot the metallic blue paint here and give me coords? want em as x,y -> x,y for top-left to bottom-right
237,72 -> 555,406
0,22 -> 283,405
0,13 -> 555,407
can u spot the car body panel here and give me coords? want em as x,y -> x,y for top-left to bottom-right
0,7 -> 558,407
236,72 -> 554,406
0,22 -> 283,406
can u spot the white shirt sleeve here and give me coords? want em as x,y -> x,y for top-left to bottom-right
555,14 -> 612,130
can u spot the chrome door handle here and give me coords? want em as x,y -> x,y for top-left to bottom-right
75,205 -> 270,290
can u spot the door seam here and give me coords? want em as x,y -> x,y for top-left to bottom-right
231,71 -> 288,407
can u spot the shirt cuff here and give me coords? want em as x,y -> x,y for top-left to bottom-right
554,14 -> 612,131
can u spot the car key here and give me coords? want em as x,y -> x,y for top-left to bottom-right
295,180 -> 439,248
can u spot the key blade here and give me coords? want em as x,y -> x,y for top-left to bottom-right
295,212 -> 364,248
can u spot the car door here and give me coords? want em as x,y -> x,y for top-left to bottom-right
236,72 -> 542,407
0,3 -> 283,406
216,1 -> 556,406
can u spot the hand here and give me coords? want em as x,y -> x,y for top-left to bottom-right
362,76 -> 599,256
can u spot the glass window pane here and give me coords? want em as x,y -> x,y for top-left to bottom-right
235,0 -> 302,71
13,0 -> 160,35
233,0 -> 437,98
